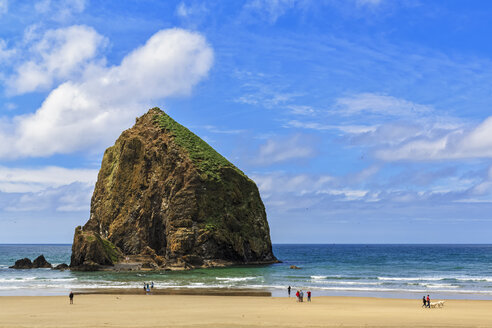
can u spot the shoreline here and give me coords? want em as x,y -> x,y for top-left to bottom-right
4,286 -> 492,301
1,294 -> 491,327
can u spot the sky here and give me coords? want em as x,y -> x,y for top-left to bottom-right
1,0 -> 492,243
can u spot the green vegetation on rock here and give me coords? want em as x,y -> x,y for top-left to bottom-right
152,108 -> 245,180
99,236 -> 121,263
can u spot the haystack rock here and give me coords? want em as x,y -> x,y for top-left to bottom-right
70,108 -> 277,270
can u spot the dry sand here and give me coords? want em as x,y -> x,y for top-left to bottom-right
0,294 -> 490,328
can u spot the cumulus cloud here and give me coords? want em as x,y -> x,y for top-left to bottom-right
0,166 -> 97,193
0,28 -> 213,159
285,93 -> 487,162
252,171 -> 378,213
4,182 -> 93,212
252,165 -> 491,219
8,25 -> 106,94
375,116 -> 492,161
255,134 -> 316,165
0,165 -> 97,212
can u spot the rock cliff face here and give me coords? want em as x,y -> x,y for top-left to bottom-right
71,108 -> 276,270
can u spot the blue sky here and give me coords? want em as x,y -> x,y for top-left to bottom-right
1,0 -> 492,243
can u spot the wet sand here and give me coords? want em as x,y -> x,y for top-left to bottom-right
0,294 -> 490,327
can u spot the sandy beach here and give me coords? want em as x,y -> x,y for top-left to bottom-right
0,294 -> 490,328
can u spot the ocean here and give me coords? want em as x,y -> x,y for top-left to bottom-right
1,244 -> 492,299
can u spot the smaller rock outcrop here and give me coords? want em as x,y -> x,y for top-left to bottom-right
70,227 -> 123,270
53,263 -> 69,270
10,258 -> 33,269
33,255 -> 52,268
289,265 -> 301,269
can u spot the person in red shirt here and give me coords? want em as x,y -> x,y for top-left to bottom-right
307,290 -> 311,302
426,295 -> 430,308
295,290 -> 300,302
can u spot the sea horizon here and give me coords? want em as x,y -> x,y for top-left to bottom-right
3,243 -> 492,245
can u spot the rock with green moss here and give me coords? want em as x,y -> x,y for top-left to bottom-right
70,226 -> 123,270
70,107 -> 277,270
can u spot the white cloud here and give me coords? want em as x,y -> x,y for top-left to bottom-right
4,182 -> 93,212
0,39 -> 15,63
0,0 -> 7,15
335,93 -> 432,118
255,134 -> 315,165
34,0 -> 86,21
0,28 -> 214,159
245,0 -> 300,23
176,2 -> 190,17
284,93 -> 481,162
202,125 -> 245,134
235,91 -> 297,108
0,166 -> 97,193
287,105 -> 316,115
176,1 -> 207,18
252,171 -> 374,210
375,116 -> 492,161
287,119 -> 378,134
8,25 -> 106,94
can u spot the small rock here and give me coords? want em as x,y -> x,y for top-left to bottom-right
9,258 -> 33,269
289,265 -> 301,269
53,263 -> 69,270
32,255 -> 52,268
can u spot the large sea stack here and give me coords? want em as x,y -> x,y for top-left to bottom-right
70,108 -> 276,270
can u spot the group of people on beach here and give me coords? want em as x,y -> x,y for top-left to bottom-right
288,286 -> 311,302
144,281 -> 154,293
422,295 -> 431,308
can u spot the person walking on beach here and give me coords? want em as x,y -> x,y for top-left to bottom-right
69,291 -> 74,304
426,295 -> 430,308
295,290 -> 300,302
307,290 -> 311,302
288,286 -> 291,297
422,296 -> 426,307
151,281 -> 154,289
300,290 -> 304,302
